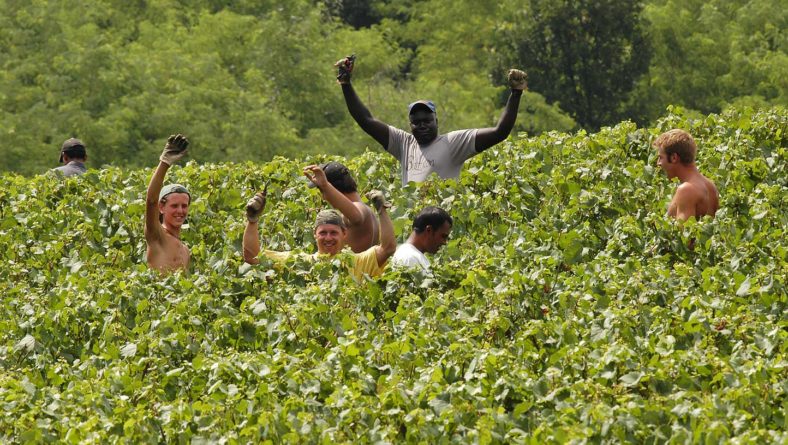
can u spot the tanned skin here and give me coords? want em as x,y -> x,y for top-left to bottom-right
656,147 -> 719,221
407,221 -> 452,254
145,135 -> 190,273
303,165 -> 380,253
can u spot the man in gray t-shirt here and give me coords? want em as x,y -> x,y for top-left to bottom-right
52,138 -> 88,177
336,55 -> 528,186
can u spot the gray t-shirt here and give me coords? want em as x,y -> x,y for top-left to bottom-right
387,126 -> 477,185
52,161 -> 87,177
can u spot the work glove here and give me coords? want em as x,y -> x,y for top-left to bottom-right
365,190 -> 391,212
334,54 -> 356,84
246,191 -> 267,223
159,134 -> 189,165
508,69 -> 528,91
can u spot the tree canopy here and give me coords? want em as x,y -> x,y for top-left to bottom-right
0,0 -> 784,174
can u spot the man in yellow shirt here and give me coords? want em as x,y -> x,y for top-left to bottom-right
242,189 -> 396,281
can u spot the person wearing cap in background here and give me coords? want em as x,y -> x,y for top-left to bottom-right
391,206 -> 453,274
335,54 -> 528,186
242,188 -> 396,282
302,161 -> 380,253
145,134 -> 191,273
53,138 -> 88,177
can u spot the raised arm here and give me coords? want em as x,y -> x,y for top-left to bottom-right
474,69 -> 527,153
366,191 -> 396,267
145,134 -> 189,244
335,55 -> 390,148
303,165 -> 364,225
145,162 -> 169,244
243,191 -> 267,264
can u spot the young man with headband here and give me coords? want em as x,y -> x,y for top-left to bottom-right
145,134 -> 191,273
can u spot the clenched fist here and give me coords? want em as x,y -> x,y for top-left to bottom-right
334,54 -> 356,84
160,134 -> 189,166
246,191 -> 267,223
507,69 -> 528,91
365,190 -> 390,212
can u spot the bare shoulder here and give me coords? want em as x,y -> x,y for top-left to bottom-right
703,175 -> 719,196
353,201 -> 374,219
675,182 -> 704,201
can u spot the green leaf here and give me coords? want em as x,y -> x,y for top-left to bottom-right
620,372 -> 643,387
120,343 -> 137,358
15,334 -> 36,352
736,277 -> 751,296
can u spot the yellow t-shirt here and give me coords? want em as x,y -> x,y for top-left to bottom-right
261,247 -> 385,282
349,246 -> 386,281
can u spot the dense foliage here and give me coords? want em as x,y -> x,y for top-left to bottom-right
630,0 -> 788,122
2,0 -> 785,175
1,107 -> 785,442
495,0 -> 652,130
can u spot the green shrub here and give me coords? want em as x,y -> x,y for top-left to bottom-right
1,107 -> 785,443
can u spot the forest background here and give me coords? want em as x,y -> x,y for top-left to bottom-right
1,0 -> 785,175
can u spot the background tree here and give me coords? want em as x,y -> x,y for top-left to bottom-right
495,0 -> 652,130
627,0 -> 787,123
0,0 -> 784,175
321,0 -> 383,28
362,0 -> 576,136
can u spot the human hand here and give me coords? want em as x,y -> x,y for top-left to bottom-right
246,191 -> 267,223
159,134 -> 189,165
303,165 -> 329,190
365,190 -> 390,212
334,54 -> 355,84
508,69 -> 528,91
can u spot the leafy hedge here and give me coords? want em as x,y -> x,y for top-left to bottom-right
1,107 -> 785,443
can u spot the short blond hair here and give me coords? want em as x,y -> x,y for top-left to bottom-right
653,129 -> 697,164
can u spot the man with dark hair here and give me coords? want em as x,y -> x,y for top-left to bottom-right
391,206 -> 453,272
654,129 -> 719,221
243,189 -> 396,282
145,134 -> 191,273
335,55 -> 527,185
53,138 -> 88,177
303,161 -> 380,253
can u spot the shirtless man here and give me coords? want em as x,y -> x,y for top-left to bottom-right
145,134 -> 191,273
654,129 -> 719,220
303,162 -> 379,253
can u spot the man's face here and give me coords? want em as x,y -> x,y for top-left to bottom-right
424,221 -> 452,254
409,110 -> 438,145
159,193 -> 190,228
656,147 -> 677,179
314,224 -> 346,255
